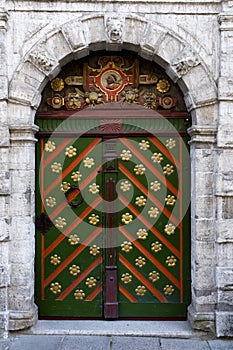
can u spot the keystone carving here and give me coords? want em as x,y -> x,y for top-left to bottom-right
29,47 -> 55,72
105,16 -> 124,43
172,48 -> 200,76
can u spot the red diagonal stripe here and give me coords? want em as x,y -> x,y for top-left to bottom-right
120,138 -> 178,196
119,194 -> 180,258
119,225 -> 180,289
45,226 -> 102,286
44,138 -> 102,197
119,254 -> 168,302
119,162 -> 179,226
119,284 -> 137,303
45,196 -> 102,257
57,255 -> 102,300
85,284 -> 102,301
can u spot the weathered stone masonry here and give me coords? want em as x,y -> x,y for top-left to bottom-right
0,0 -> 232,338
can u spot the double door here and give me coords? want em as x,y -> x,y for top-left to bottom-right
35,134 -> 190,318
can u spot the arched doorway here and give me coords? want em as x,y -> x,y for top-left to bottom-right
35,52 -> 191,319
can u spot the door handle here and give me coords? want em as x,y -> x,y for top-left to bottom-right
65,186 -> 84,208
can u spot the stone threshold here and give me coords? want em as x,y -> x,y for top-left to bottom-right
17,320 -> 208,339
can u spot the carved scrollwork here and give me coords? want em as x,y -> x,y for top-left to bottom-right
29,47 -> 55,72
172,47 -> 200,76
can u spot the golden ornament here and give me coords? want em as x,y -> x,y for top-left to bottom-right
74,289 -> 85,300
121,273 -> 132,284
51,162 -> 62,173
68,234 -> 80,245
166,255 -> 177,267
135,256 -> 146,268
45,196 -> 56,208
165,195 -> 176,206
149,271 -> 160,282
120,180 -> 132,192
135,285 -> 146,296
55,217 -> 67,229
163,284 -> 175,296
136,228 -> 148,240
134,164 -> 146,175
148,207 -> 159,218
83,157 -> 95,168
88,214 -> 100,225
163,164 -> 174,175
156,79 -> 170,93
60,181 -> 71,193
166,138 -> 176,149
88,183 -> 100,194
150,181 -> 161,192
45,140 -> 56,152
51,78 -> 65,92
50,254 -> 61,266
151,241 -> 162,253
89,245 -> 100,256
151,152 -> 163,164
121,241 -> 133,253
120,149 -> 132,161
69,265 -> 81,276
164,223 -> 176,235
135,195 -> 147,207
50,282 -> 62,294
86,276 -> 97,288
139,140 -> 150,150
121,213 -> 133,224
71,171 -> 82,182
65,146 -> 77,158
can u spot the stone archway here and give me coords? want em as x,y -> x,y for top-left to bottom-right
7,14 -> 218,333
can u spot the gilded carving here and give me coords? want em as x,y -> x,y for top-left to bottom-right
51,78 -> 64,92
166,138 -> 176,149
149,271 -> 160,282
142,91 -> 158,110
163,284 -> 175,296
164,223 -> 176,235
66,89 -> 83,109
83,157 -> 95,168
151,152 -> 163,164
84,89 -> 103,106
69,265 -> 81,276
156,79 -> 170,93
166,256 -> 177,267
120,88 -> 139,104
148,207 -> 159,218
163,164 -> 175,175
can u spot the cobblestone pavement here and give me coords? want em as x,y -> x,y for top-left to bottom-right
0,335 -> 233,350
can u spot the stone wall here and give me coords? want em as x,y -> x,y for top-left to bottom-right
0,0 -> 232,338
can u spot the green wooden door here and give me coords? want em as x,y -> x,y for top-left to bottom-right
35,133 -> 190,318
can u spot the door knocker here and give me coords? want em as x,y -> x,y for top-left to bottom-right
65,186 -> 84,208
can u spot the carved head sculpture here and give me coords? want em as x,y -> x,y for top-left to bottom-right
106,16 -> 124,42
